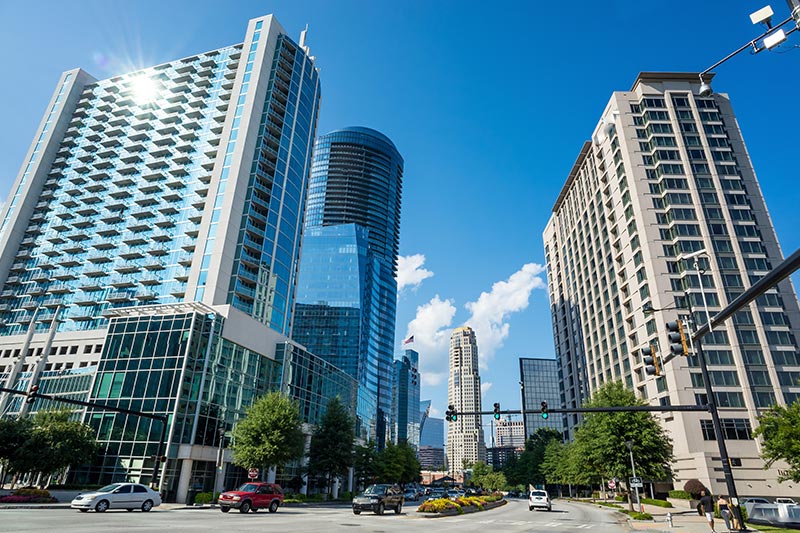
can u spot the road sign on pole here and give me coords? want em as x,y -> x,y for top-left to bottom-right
608,480 -> 616,490
248,468 -> 259,479
629,476 -> 643,488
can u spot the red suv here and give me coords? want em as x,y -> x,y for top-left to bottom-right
218,482 -> 284,514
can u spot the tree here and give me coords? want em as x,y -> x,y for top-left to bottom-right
354,440 -> 379,488
0,411 -> 97,487
306,397 -> 355,495
374,441 -> 420,484
753,399 -> 800,482
502,427 -> 561,487
469,461 -> 492,488
572,381 -> 674,508
231,391 -> 305,473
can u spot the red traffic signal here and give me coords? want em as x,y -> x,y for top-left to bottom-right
26,385 -> 40,404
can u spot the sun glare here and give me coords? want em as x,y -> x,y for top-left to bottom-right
131,76 -> 159,105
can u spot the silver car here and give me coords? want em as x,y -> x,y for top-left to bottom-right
71,482 -> 162,513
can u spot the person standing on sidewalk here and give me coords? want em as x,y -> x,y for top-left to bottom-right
717,495 -> 732,532
700,490 -> 717,533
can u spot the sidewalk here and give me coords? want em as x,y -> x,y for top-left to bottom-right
624,502 -> 737,533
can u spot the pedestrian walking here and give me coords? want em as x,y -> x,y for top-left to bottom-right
717,495 -> 732,532
700,490 -> 717,533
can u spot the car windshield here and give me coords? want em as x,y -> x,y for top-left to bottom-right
364,485 -> 387,495
531,491 -> 548,497
237,483 -> 259,492
97,484 -> 121,493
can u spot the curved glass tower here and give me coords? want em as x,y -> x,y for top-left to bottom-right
294,127 -> 403,446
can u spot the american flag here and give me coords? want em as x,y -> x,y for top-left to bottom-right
403,335 -> 414,345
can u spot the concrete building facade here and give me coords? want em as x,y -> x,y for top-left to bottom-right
446,326 -> 486,473
544,72 -> 800,496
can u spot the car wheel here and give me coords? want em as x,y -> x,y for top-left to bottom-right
141,500 -> 153,512
376,502 -> 385,515
269,500 -> 279,513
239,501 -> 251,514
220,507 -> 230,513
353,509 -> 361,515
394,503 -> 402,514
95,500 -> 109,513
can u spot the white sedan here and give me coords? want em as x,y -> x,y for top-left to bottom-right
71,483 -> 162,512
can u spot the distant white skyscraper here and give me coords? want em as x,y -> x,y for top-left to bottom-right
446,326 -> 486,473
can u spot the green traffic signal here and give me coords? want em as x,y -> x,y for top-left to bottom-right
542,412 -> 549,420
493,402 -> 500,420
541,400 -> 548,419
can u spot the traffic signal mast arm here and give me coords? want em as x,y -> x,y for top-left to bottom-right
449,404 -> 708,417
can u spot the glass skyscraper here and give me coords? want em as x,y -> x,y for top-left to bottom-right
391,349 -> 420,449
294,127 -> 403,447
518,357 -> 563,439
0,14 -> 354,503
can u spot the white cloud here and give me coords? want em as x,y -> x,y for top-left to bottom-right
465,263 -> 547,368
405,295 -> 456,387
429,406 -> 442,417
481,382 -> 493,396
397,254 -> 434,291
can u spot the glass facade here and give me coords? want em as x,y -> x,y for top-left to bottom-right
519,357 -> 563,439
392,349 -> 420,449
295,127 -> 403,446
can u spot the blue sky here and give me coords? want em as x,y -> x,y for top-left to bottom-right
1,1 -> 799,431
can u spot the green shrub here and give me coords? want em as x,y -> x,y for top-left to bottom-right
194,492 -> 213,505
627,511 -> 653,520
597,502 -> 622,508
614,495 -> 625,502
338,491 -> 353,501
13,488 -> 52,499
307,493 -> 324,501
668,490 -> 692,500
642,498 -> 673,508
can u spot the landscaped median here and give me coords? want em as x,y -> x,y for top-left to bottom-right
416,492 -> 506,517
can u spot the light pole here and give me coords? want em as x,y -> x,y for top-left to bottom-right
625,440 -> 642,513
682,250 -> 745,531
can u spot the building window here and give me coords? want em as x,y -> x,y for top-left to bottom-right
700,418 -> 753,440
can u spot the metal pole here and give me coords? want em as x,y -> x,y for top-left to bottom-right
626,441 -> 642,513
152,417 -> 168,493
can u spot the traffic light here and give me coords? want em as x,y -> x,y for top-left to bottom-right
26,385 -> 39,404
666,320 -> 689,356
493,402 -> 501,420
642,345 -> 662,377
540,401 -> 549,420
445,404 -> 457,422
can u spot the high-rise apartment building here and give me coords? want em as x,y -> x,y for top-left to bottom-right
391,348 -> 420,448
544,72 -> 800,496
495,418 -> 525,448
519,357 -> 564,439
293,127 -> 403,446
0,15 -> 350,502
446,326 -> 486,473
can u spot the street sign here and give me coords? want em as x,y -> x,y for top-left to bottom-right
248,468 -> 259,479
608,480 -> 616,490
629,476 -> 643,488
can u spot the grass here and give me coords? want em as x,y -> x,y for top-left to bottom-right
748,525 -> 799,533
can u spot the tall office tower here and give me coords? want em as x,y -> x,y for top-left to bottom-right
544,72 -> 800,496
391,349 -> 420,448
519,357 -> 564,439
0,15 -> 332,502
418,445 -> 446,470
294,127 -> 403,446
446,326 -> 487,473
419,414 -> 444,448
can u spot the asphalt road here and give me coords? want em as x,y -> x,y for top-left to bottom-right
0,498 -> 629,532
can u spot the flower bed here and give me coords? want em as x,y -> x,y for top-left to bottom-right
417,492 -> 505,515
0,488 -> 58,504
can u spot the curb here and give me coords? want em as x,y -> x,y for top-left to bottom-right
0,504 -> 71,510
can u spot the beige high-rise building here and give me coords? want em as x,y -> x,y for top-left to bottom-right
544,72 -> 800,497
446,326 -> 487,473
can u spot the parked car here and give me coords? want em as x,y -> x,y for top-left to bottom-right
218,482 -> 284,514
775,497 -> 797,504
71,483 -> 162,513
742,497 -> 771,505
404,489 -> 419,501
426,488 -> 451,500
352,484 -> 404,515
528,489 -> 552,512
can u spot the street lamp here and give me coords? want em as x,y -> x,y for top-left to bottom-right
697,1 -> 800,95
625,440 -> 642,513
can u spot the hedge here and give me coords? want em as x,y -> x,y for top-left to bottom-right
642,498 -> 673,508
668,490 -> 692,500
